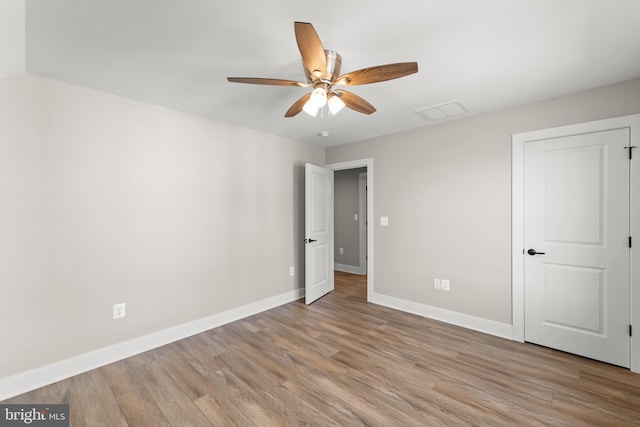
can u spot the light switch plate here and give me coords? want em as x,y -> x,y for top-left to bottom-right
380,216 -> 389,226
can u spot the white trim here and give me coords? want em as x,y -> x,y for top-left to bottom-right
372,292 -> 513,340
358,172 -> 367,275
326,158 -> 374,301
0,288 -> 304,401
512,113 -> 640,373
512,131 -> 525,342
334,263 -> 363,275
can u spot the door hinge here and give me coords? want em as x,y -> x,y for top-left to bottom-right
629,236 -> 632,248
625,145 -> 637,159
630,325 -> 633,337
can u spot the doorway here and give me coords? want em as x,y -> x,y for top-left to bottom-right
326,158 -> 374,301
333,167 -> 367,276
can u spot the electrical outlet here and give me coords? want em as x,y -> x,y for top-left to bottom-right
339,247 -> 344,254
433,278 -> 441,290
289,266 -> 295,276
442,279 -> 450,291
354,213 -> 358,221
113,303 -> 126,319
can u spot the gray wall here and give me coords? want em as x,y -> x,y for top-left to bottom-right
0,74 -> 324,379
334,168 -> 366,268
0,0 -> 25,79
326,77 -> 640,325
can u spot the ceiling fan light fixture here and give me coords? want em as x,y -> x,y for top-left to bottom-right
328,94 -> 345,115
309,87 -> 328,108
302,100 -> 319,117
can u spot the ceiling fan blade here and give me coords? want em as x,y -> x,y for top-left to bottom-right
335,90 -> 376,115
227,77 -> 309,87
335,62 -> 418,86
285,92 -> 312,117
294,22 -> 327,79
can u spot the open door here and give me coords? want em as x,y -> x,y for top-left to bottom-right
305,163 -> 334,304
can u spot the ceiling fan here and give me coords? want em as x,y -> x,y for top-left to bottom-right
227,22 -> 418,117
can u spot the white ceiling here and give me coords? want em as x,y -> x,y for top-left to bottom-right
24,0 -> 640,147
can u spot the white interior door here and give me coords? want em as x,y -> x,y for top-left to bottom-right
305,163 -> 334,304
524,128 -> 630,367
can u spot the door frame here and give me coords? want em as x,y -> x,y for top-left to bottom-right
358,172 -> 367,275
326,158 -> 374,301
512,113 -> 640,373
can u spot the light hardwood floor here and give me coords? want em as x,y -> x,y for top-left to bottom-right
3,271 -> 640,426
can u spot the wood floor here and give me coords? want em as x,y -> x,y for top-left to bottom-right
3,271 -> 640,426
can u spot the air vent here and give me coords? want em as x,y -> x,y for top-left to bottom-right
415,100 -> 470,121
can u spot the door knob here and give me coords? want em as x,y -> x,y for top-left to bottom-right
305,238 -> 317,243
527,248 -> 546,256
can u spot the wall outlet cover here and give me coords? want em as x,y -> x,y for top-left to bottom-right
113,303 -> 126,319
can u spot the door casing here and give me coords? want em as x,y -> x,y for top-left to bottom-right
359,172 -> 367,275
512,114 -> 640,373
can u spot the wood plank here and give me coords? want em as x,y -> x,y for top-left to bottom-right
73,370 -> 128,427
137,362 -> 213,427
101,361 -> 171,427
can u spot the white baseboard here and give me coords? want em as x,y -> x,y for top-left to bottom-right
371,292 -> 513,340
334,263 -> 363,275
0,288 -> 304,401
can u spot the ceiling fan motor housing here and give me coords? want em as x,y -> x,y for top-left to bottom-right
305,50 -> 342,86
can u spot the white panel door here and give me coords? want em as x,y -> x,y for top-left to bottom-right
524,128 -> 630,367
305,163 -> 334,304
